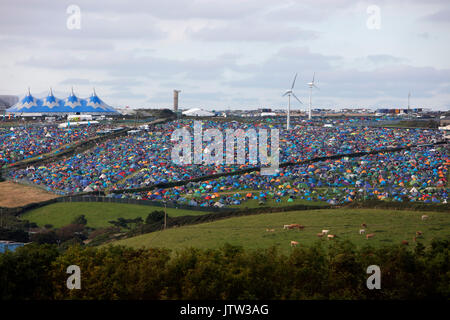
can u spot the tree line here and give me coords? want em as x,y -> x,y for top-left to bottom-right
0,239 -> 448,300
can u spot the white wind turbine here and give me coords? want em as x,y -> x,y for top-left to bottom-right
282,73 -> 303,130
307,72 -> 319,120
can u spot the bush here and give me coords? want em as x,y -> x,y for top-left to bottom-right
30,231 -> 58,245
0,227 -> 29,242
55,224 -> 86,242
0,240 -> 449,300
71,215 -> 87,225
145,210 -> 165,224
108,217 -> 143,229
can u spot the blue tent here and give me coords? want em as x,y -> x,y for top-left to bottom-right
8,88 -> 119,114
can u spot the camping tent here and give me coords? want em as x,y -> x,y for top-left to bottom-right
182,108 -> 214,117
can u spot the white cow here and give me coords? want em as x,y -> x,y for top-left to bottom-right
359,229 -> 365,235
322,229 -> 330,235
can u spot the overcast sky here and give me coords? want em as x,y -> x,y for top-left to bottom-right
0,0 -> 449,110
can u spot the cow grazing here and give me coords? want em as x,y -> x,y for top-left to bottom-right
366,233 -> 375,239
290,241 -> 299,247
421,215 -> 429,221
317,233 -> 324,238
285,224 -> 304,230
322,229 -> 330,235
361,223 -> 367,228
327,234 -> 336,239
401,240 -> 409,245
359,229 -> 365,235
416,231 -> 423,236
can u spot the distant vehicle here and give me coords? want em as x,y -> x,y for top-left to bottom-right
127,129 -> 141,135
58,120 -> 98,128
260,112 -> 277,117
67,114 -> 93,122
323,124 -> 333,127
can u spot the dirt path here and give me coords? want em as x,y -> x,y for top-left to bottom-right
0,181 -> 59,208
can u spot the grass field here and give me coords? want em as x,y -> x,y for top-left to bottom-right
22,202 -> 211,229
110,208 -> 450,253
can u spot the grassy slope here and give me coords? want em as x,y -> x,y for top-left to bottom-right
110,208 -> 450,254
22,202 -> 210,229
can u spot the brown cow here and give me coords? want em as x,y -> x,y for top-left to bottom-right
361,223 -> 367,228
286,224 -> 304,230
366,233 -> 375,239
401,240 -> 409,245
317,233 -> 324,238
290,241 -> 299,247
416,231 -> 423,236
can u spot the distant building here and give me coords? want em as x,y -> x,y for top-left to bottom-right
182,108 -> 214,117
173,90 -> 180,111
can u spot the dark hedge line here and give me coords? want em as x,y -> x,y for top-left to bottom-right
124,204 -> 330,239
345,199 -> 450,213
0,240 -> 449,300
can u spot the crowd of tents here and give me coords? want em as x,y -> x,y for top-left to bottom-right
115,145 -> 448,207
0,124 -> 115,167
4,119 -> 448,205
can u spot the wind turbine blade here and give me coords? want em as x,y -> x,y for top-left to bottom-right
313,84 -> 320,90
312,72 -> 315,83
291,73 -> 297,90
292,92 -> 303,104
282,92 -> 289,97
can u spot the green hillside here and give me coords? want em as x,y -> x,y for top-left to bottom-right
110,208 -> 450,253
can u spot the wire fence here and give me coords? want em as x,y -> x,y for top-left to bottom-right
0,194 -> 234,217
59,195 -> 233,212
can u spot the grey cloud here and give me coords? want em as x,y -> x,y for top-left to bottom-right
367,55 -> 407,64
18,52 -> 246,82
421,9 -> 450,23
0,2 -> 166,40
188,22 -> 318,42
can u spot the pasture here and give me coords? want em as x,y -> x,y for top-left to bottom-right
110,208 -> 450,253
22,202 -> 210,229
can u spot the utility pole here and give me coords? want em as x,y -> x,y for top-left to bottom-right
164,201 -> 167,230
287,94 -> 291,130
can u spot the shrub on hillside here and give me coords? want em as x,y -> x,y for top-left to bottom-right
1,240 -> 449,300
145,211 -> 165,224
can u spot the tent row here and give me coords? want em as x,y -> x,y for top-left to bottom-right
8,88 -> 119,114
